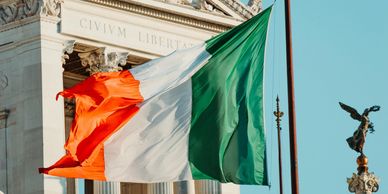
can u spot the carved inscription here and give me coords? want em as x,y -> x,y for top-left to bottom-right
77,17 -> 194,50
138,32 -> 194,50
80,18 -> 127,38
62,7 -> 202,55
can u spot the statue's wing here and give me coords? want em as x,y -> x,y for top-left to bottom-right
368,105 -> 380,112
339,102 -> 362,121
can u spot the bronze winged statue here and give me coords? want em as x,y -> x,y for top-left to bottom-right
339,102 -> 380,154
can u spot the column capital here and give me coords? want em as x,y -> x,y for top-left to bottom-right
62,40 -> 75,65
105,52 -> 129,72
78,48 -> 129,75
78,47 -> 106,75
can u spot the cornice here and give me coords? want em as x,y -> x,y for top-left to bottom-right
85,0 -> 233,32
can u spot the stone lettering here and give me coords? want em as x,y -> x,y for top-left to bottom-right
117,27 -> 126,38
159,36 -> 166,48
63,9 -> 200,56
80,18 -> 88,29
138,32 -> 193,50
79,18 -> 127,38
94,21 -> 101,31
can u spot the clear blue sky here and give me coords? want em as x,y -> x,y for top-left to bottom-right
241,0 -> 388,194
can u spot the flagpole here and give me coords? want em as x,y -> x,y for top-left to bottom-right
283,0 -> 300,194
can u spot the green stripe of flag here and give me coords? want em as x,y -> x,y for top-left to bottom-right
188,6 -> 272,185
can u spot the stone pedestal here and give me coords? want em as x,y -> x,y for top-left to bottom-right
347,172 -> 379,194
347,155 -> 379,194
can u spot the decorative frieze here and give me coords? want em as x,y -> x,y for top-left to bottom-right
161,0 -> 225,15
0,71 -> 8,92
0,0 -> 62,26
0,1 -> 19,25
23,0 -> 40,16
157,0 -> 255,18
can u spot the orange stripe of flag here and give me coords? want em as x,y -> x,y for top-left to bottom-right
40,70 -> 143,180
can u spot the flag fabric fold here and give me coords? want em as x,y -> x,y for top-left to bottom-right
40,6 -> 272,185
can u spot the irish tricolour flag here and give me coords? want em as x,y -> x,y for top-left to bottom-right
40,6 -> 272,185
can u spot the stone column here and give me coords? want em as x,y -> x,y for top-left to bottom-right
147,182 -> 174,194
195,180 -> 221,194
94,181 -> 121,194
347,155 -> 379,194
174,181 -> 195,194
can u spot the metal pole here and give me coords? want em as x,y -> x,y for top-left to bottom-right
283,0 -> 300,193
274,96 -> 284,194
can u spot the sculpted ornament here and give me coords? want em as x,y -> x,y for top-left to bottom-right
23,0 -> 40,17
192,0 -> 225,14
0,71 -> 8,91
78,48 -> 106,75
0,2 -> 19,25
78,48 -> 129,75
105,52 -> 129,72
347,172 -> 379,194
0,0 -> 62,26
62,40 -> 76,65
161,0 -> 225,14
41,0 -> 63,17
247,0 -> 261,13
